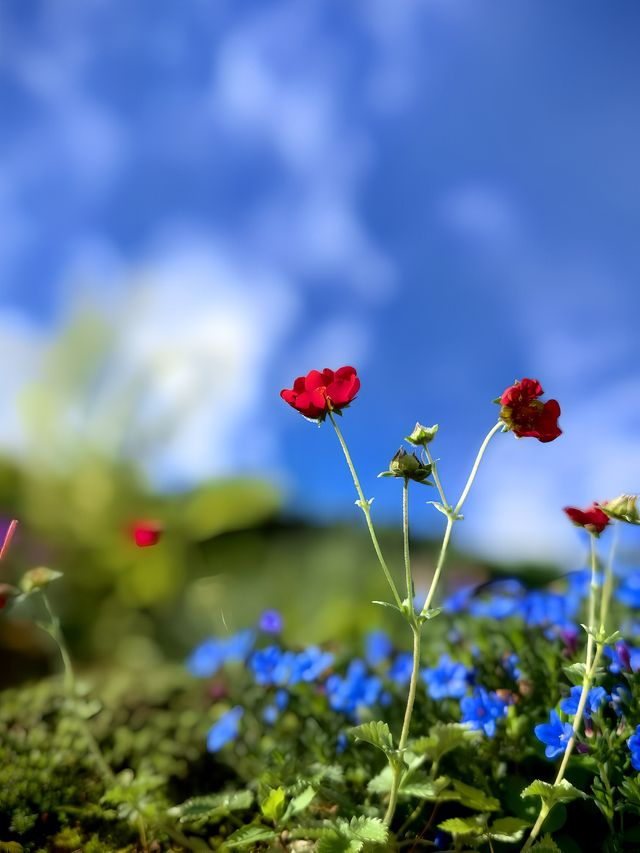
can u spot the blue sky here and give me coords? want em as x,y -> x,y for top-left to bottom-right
1,1 -> 639,563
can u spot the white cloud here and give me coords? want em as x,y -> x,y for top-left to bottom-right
211,2 -> 396,299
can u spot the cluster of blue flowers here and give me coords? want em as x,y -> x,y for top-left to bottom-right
186,629 -> 256,677
249,644 -> 334,686
325,659 -> 387,721
535,686 -> 616,759
442,574 -> 596,635
460,687 -> 510,737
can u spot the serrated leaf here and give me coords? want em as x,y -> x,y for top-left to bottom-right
346,815 -> 388,844
260,786 -> 286,822
169,790 -> 253,823
223,824 -> 278,848
411,723 -> 479,763
489,817 -> 531,841
521,778 -> 587,806
438,816 -> 485,836
350,720 -> 394,754
317,837 -> 362,853
450,779 -> 500,811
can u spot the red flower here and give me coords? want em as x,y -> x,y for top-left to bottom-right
498,378 -> 561,443
131,520 -> 163,547
280,366 -> 360,421
564,503 -> 610,536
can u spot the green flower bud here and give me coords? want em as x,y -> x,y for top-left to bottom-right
405,422 -> 438,447
20,567 -> 64,594
378,448 -> 434,485
599,494 -> 640,525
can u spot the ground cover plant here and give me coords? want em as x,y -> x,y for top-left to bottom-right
2,369 -> 640,851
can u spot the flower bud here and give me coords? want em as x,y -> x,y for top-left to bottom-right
405,423 -> 438,447
378,448 -> 434,485
599,494 -> 639,525
20,567 -> 63,594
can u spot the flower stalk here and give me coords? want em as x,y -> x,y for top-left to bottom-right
328,410 -> 403,611
522,528 -> 617,851
328,412 -> 502,828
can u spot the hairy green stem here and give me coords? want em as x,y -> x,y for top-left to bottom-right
384,626 -> 422,827
328,410 -> 403,610
522,532 -> 615,851
453,422 -> 503,518
421,422 -> 501,616
424,446 -> 448,509
403,478 -> 413,602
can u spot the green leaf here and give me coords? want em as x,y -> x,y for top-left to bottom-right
400,775 -> 451,800
223,825 -> 279,848
285,785 -> 315,817
346,815 -> 388,844
450,779 -> 500,811
438,816 -> 485,836
169,790 -> 253,823
317,837 -> 361,853
562,662 -> 587,685
260,786 -> 286,822
411,723 -> 479,763
418,607 -> 442,622
530,835 -> 562,852
371,600 -> 403,614
427,500 -> 451,517
489,817 -> 531,842
349,721 -> 394,754
521,779 -> 587,806
367,766 -> 393,795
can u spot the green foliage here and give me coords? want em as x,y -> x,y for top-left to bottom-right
521,779 -> 588,807
222,824 -> 279,848
349,721 -> 394,755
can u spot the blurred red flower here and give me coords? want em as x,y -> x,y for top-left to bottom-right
280,366 -> 360,421
564,503 -> 610,536
498,378 -> 561,443
131,520 -> 163,547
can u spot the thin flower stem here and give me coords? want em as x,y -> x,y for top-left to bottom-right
328,411 -> 404,611
424,447 -> 448,509
453,421 -> 503,518
421,516 -> 454,616
421,422 -> 501,616
522,531 -> 617,852
599,522 -> 619,632
384,625 -> 422,827
403,478 -> 413,602
584,535 -> 599,673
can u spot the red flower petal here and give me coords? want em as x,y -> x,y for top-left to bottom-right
564,503 -> 609,535
132,521 -> 163,547
280,366 -> 360,421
